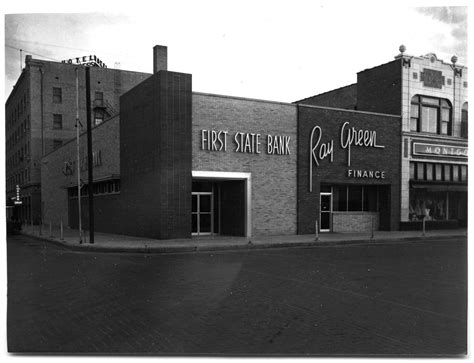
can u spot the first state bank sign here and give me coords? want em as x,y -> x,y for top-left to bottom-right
200,129 -> 292,155
309,121 -> 386,192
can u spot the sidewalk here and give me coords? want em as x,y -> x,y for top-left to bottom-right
19,224 -> 467,254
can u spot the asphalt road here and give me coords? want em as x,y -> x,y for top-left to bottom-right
7,234 -> 467,356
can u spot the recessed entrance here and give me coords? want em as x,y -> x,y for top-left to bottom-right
192,171 -> 252,238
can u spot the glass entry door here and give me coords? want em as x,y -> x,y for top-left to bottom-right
320,192 -> 332,232
192,192 -> 213,235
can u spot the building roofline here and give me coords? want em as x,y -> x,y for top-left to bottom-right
194,91 -> 399,118
357,58 -> 401,75
297,103 -> 401,118
6,67 -> 28,105
192,91 -> 296,107
292,83 -> 357,104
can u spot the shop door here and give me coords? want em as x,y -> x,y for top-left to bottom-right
320,192 -> 332,232
192,192 -> 213,235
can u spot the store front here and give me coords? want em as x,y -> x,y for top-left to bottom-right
319,184 -> 382,232
405,155 -> 468,229
297,105 -> 401,233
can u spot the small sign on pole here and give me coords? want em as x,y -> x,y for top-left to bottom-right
14,185 -> 22,205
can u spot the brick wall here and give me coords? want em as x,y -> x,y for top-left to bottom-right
192,93 -> 298,236
333,212 -> 379,232
69,194 -> 122,233
41,116 -> 120,228
297,105 -> 401,233
27,59 -> 150,158
295,84 -> 357,110
119,70 -> 192,239
8,57 -> 151,223
357,60 -> 402,115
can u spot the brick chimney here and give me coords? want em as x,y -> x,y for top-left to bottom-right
153,45 -> 167,73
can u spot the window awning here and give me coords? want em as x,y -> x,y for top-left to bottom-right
410,184 -> 467,192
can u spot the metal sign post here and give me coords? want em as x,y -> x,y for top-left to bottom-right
85,67 -> 94,244
75,68 -> 83,244
315,220 -> 319,242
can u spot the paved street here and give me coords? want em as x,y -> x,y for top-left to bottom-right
7,234 -> 467,355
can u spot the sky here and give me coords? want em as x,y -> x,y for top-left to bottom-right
2,0 -> 470,103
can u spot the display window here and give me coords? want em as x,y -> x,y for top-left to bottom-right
409,189 -> 467,223
324,184 -> 379,212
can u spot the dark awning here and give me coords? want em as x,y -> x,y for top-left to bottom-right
410,184 -> 467,192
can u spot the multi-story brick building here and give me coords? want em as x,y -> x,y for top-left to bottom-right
297,46 -> 468,229
5,54 -> 151,223
40,45 -> 402,239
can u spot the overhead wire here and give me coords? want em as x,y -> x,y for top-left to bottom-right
5,44 -> 61,62
5,37 -> 147,62
6,37 -> 94,53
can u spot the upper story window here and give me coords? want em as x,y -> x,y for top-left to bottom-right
461,102 -> 468,138
53,114 -> 63,129
53,87 -> 62,103
94,111 -> 104,126
410,95 -> 452,136
53,139 -> 63,150
94,91 -> 104,105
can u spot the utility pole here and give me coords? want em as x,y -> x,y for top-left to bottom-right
85,67 -> 94,244
75,68 -> 83,244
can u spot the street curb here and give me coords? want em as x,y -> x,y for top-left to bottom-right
17,231 -> 467,254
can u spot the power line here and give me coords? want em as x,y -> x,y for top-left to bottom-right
6,37 -> 95,54
5,44 -> 60,62
5,36 -> 147,62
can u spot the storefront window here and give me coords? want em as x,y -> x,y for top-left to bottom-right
409,190 -> 447,221
332,185 -> 347,211
435,164 -> 442,181
411,162 -> 467,183
444,165 -> 451,181
448,192 -> 468,224
460,165 -> 467,181
416,163 -> 424,180
348,186 -> 362,211
425,163 -> 433,180
329,185 -> 378,212
452,165 -> 459,181
410,163 -> 415,179
363,186 -> 378,212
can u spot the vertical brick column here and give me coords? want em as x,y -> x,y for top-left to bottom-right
157,72 -> 192,238
120,70 -> 192,239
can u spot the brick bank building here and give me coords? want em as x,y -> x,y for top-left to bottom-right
35,45 -> 467,239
